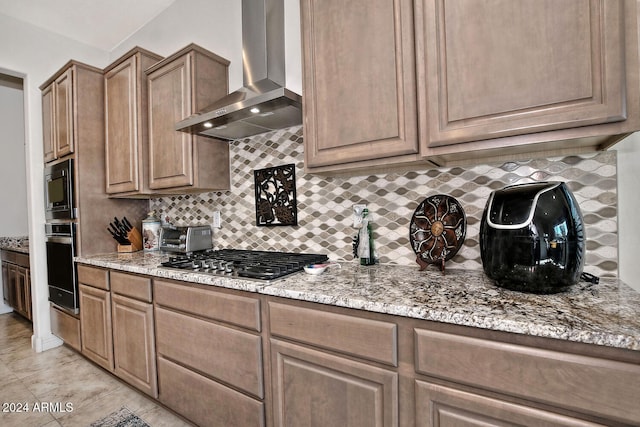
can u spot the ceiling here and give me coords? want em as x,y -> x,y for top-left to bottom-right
0,0 -> 177,51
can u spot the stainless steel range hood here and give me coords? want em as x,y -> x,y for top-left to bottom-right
176,0 -> 301,140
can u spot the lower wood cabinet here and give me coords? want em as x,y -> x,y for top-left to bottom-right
270,339 -> 398,427
79,283 -> 113,371
111,271 -> 157,398
69,265 -> 639,427
50,304 -> 81,351
78,266 -> 157,397
1,250 -> 32,320
157,357 -> 265,427
415,381 -> 605,427
154,279 -> 264,426
413,328 -> 640,426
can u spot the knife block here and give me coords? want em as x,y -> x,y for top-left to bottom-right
117,227 -> 143,252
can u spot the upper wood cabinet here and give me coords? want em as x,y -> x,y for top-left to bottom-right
104,47 -> 163,197
301,0 -> 640,171
41,64 -> 96,163
301,0 -> 419,172
146,44 -> 231,193
417,0 -> 640,164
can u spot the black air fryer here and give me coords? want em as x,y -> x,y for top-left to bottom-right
480,182 -> 585,294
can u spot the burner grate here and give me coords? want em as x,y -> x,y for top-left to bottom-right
160,249 -> 328,282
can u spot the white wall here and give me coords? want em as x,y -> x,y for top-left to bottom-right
616,133 -> 640,291
0,12 -> 108,351
0,74 -> 28,236
110,0 -> 302,95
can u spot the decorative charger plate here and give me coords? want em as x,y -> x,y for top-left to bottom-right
409,195 -> 466,272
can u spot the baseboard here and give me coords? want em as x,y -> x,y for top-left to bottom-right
31,332 -> 64,352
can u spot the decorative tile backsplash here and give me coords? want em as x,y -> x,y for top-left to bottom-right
150,126 -> 617,277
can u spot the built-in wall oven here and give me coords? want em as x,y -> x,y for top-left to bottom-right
45,222 -> 78,314
44,158 -> 75,221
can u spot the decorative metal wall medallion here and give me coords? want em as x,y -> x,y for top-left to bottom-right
254,164 -> 298,226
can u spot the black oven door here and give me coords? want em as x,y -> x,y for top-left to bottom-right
45,226 -> 78,313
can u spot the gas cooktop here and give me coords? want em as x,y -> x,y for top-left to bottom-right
159,249 -> 328,283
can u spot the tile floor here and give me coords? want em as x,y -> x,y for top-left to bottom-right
0,313 -> 192,427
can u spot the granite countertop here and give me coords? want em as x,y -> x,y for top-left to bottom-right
75,251 -> 640,352
0,236 -> 29,254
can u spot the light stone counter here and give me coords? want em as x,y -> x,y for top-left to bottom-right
0,236 -> 29,254
75,252 -> 640,352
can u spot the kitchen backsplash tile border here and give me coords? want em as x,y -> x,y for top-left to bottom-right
150,126 -> 617,277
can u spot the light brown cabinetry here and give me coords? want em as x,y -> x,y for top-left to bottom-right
268,301 -> 399,427
300,0 -> 419,172
78,265 -> 112,371
417,0 -> 640,165
41,64 -> 99,163
413,328 -> 640,426
1,262 -> 9,306
110,271 -> 157,398
1,250 -> 31,321
104,47 -> 163,197
146,44 -> 231,193
78,265 -> 158,397
41,60 -> 147,255
301,0 -> 640,171
50,304 -> 81,351
68,266 -> 639,426
41,67 -> 74,162
154,278 -> 264,427
415,381 -> 605,427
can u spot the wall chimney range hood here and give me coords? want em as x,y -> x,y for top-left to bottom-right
176,0 -> 302,140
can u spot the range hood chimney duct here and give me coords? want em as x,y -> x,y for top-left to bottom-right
176,0 -> 302,140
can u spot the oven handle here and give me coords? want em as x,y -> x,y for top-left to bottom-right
46,235 -> 74,245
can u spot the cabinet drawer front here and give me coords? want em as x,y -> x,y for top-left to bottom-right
110,271 -> 151,302
155,307 -> 263,398
13,253 -> 29,268
1,250 -> 28,267
415,329 -> 640,425
154,279 -> 260,331
416,381 -> 605,427
50,305 -> 80,351
158,357 -> 264,427
77,265 -> 109,290
269,302 -> 397,366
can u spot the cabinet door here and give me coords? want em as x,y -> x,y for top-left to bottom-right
419,0 -> 627,148
79,284 -> 113,371
271,339 -> 398,427
1,262 -> 10,306
15,267 -> 30,320
54,68 -> 74,157
112,293 -> 157,397
416,381 -> 605,427
147,54 -> 194,189
7,264 -> 18,310
42,84 -> 56,163
105,56 -> 140,194
301,0 -> 418,169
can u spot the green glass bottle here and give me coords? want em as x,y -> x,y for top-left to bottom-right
359,208 -> 375,265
